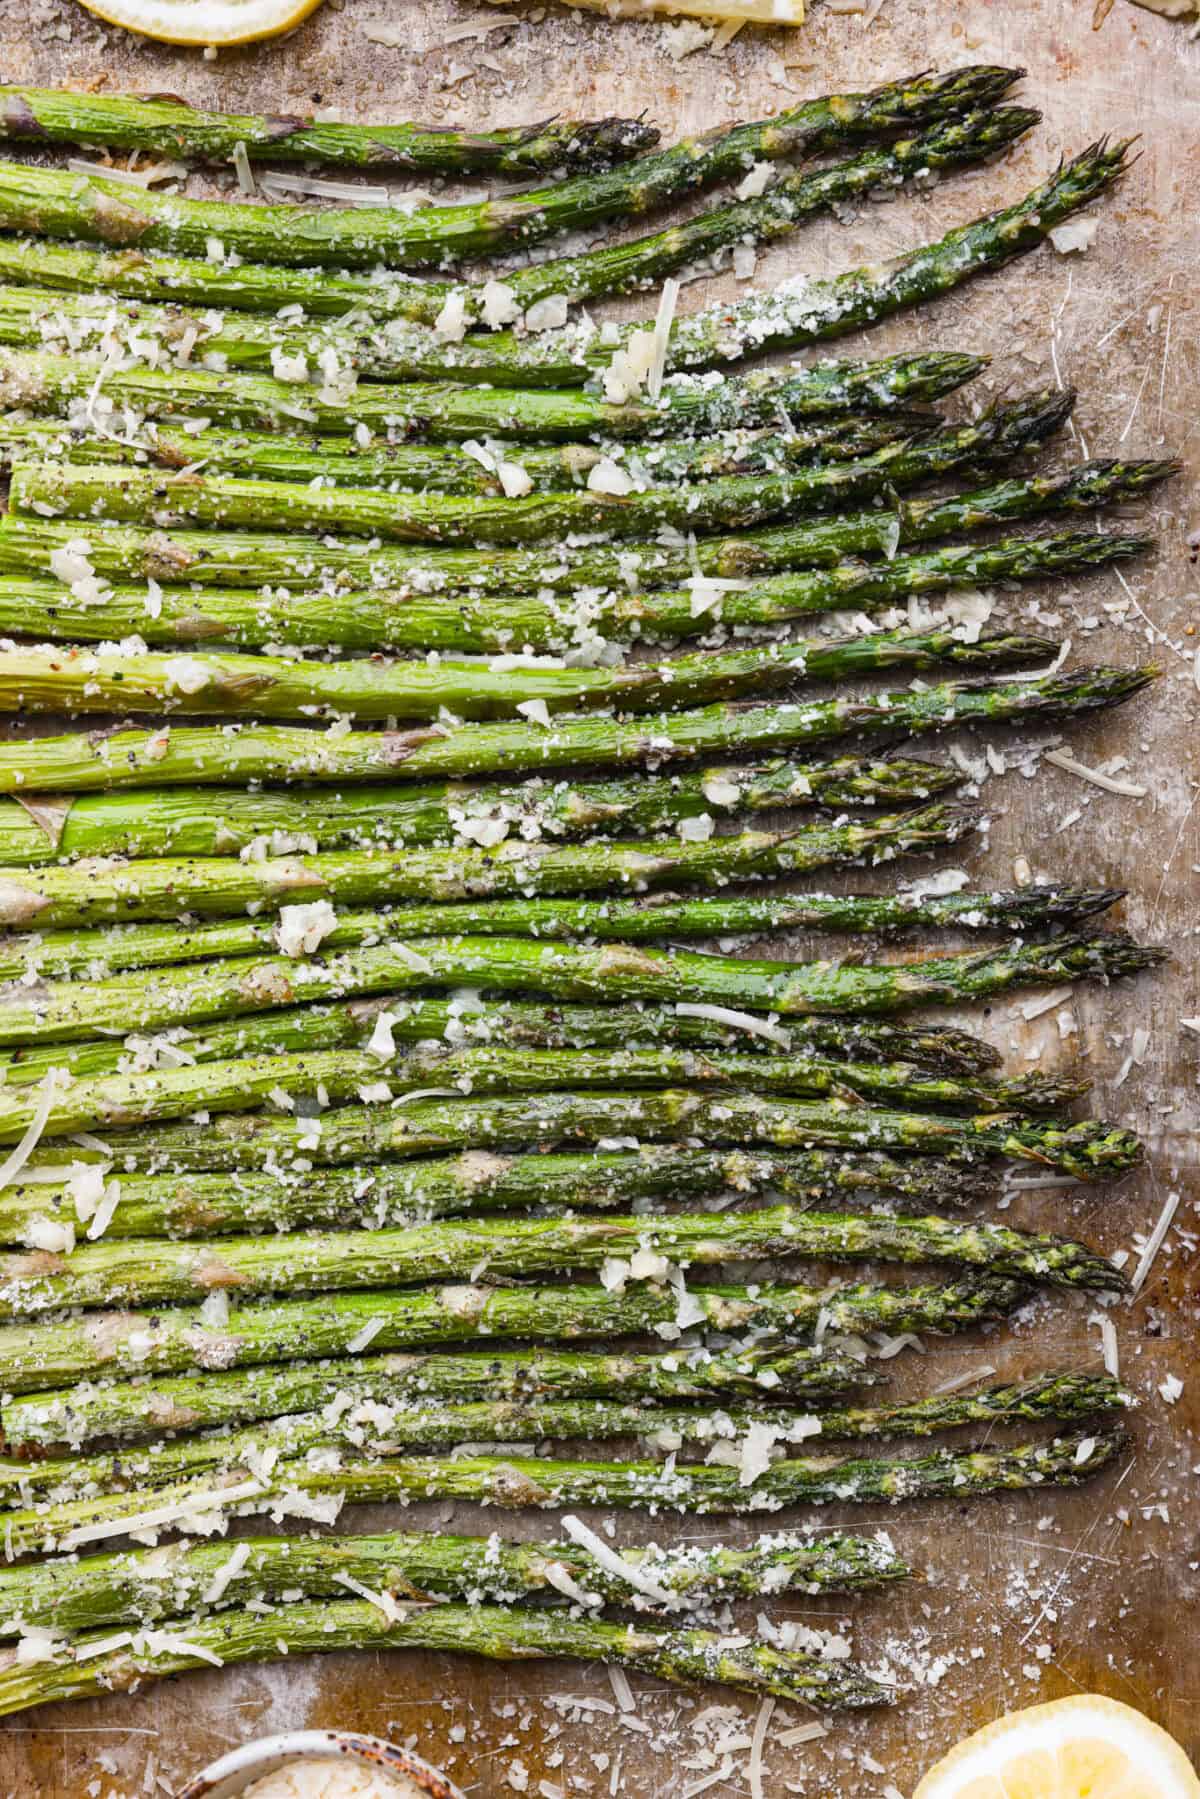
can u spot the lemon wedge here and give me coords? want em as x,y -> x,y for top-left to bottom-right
74,0 -> 326,46
914,1696 -> 1200,1799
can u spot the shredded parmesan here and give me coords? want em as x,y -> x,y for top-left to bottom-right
559,1514 -> 678,1609
0,1068 -> 65,1194
85,1180 -> 122,1242
748,1697 -> 774,1799
258,170 -> 392,205
1089,1311 -> 1120,1378
60,1480 -> 263,1549
66,157 -> 187,187
673,1002 -> 790,1046
933,1364 -> 996,1395
1043,748 -> 1147,797
390,942 -> 435,976
777,1722 -> 828,1747
1129,1189 -> 1180,1296
607,1663 -> 636,1713
232,141 -> 256,197
202,1541 -> 251,1605
332,1571 -> 408,1622
1019,986 -> 1076,1021
345,1315 -> 387,1353
647,277 -> 680,404
275,900 -> 337,957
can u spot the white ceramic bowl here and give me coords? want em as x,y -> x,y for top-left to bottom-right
175,1729 -> 467,1799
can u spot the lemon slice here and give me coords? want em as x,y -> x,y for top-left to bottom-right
914,1696 -> 1200,1799
74,0 -> 326,46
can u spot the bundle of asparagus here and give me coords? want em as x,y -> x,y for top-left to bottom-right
0,66 -> 1163,1725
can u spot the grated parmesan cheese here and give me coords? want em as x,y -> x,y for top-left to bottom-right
0,1068 -> 67,1194
646,277 -> 680,403
674,1002 -> 790,1047
1088,1310 -> 1120,1378
1130,1189 -> 1180,1296
559,1515 -> 679,1608
275,900 -> 338,957
1044,748 -> 1147,797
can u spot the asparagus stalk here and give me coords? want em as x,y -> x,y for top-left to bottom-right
0,667 -> 1156,796
0,69 -> 1020,269
0,991 -> 1006,1080
5,525 -> 1134,658
0,1597 -> 892,1717
0,754 -> 961,864
0,344 -> 986,439
0,1144 -> 998,1249
0,105 -> 1035,330
0,959 -> 1077,1089
407,140 -> 1139,388
3,1085 -> 1144,1181
4,1342 -> 877,1454
0,1375 -> 1127,1515
0,922 -> 1153,1046
0,113 -> 1037,368
639,142 -> 1136,377
0,1524 -> 907,1637
0,1429 -> 1126,1557
0,412 -> 921,494
0,1208 -> 1121,1317
0,1042 -> 1089,1144
7,394 -> 1075,545
0,1272 -> 1031,1392
0,626 -> 1050,725
5,388 -> 1078,551
0,807 -> 981,927
1,134 -> 1123,385
0,918 -> 1143,1044
0,883 -> 1120,979
0,460 -> 1169,609
0,89 -> 662,175
0,113 -> 1040,390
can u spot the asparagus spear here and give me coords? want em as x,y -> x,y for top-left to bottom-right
2,1085 -> 1143,1181
0,807 -> 980,927
5,389 -> 1078,550
0,113 -> 1037,368
0,344 -> 985,439
0,89 -> 662,175
4,1342 -> 877,1453
0,1429 -> 1126,1557
0,1272 -> 1030,1392
0,1375 -> 1127,1514
7,393 -> 1076,545
0,754 -> 960,863
0,1144 -> 998,1249
0,135 -> 1124,404
0,1208 -> 1121,1317
0,991 -> 1006,1081
0,106 -> 1035,330
0,1043 -> 1089,1144
5,526 -> 1133,658
460,142 -> 1133,388
0,412 -> 921,494
0,667 -> 1155,796
0,1524 -> 907,1636
0,924 -> 1148,1051
0,1597 -> 892,1717
0,626 -> 1050,725
0,69 -> 1020,269
0,460 -> 1169,609
2,134 -> 1123,385
0,883 -> 1120,979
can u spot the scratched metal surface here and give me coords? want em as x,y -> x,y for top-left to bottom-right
0,1 -> 1195,1793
